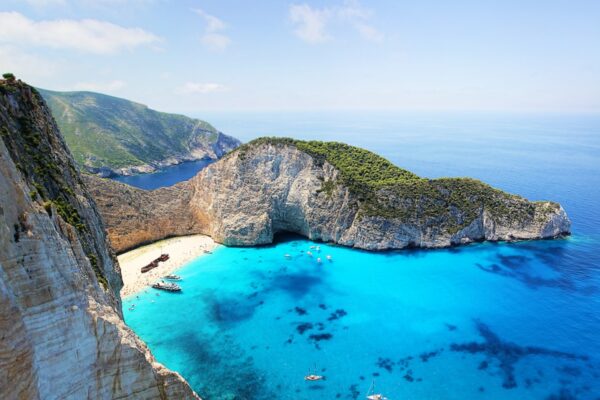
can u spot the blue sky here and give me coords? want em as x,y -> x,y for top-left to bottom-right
0,0 -> 599,113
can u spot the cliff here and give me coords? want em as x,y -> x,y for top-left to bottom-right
89,138 -> 570,253
38,88 -> 240,176
0,78 -> 199,399
83,176 -> 202,253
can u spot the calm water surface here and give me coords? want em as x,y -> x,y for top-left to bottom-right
112,159 -> 212,190
124,112 -> 600,399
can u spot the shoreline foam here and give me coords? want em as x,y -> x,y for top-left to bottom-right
117,234 -> 217,298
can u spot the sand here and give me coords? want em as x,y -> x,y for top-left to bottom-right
117,234 -> 217,298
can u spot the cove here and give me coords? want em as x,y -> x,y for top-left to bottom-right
123,235 -> 599,400
111,159 -> 213,190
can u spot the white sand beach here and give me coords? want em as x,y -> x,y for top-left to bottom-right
117,234 -> 217,298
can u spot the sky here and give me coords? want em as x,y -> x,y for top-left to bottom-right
0,0 -> 599,113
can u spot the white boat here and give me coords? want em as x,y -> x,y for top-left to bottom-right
317,257 -> 322,264
326,255 -> 332,261
310,245 -> 316,249
316,246 -> 321,252
307,251 -> 313,257
304,365 -> 324,381
152,281 -> 181,292
366,381 -> 387,400
163,274 -> 181,281
284,254 -> 292,258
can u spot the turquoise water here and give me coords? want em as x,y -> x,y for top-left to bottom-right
124,112 -> 600,399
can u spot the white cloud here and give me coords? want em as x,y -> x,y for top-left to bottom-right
354,22 -> 384,42
178,82 -> 227,94
73,80 -> 125,92
0,12 -> 162,54
289,0 -> 384,44
289,4 -> 332,43
193,8 -> 231,51
200,33 -> 231,51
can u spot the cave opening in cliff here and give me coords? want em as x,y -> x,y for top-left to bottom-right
272,231 -> 310,245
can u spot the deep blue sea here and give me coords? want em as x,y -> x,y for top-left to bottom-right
123,112 -> 600,399
112,159 -> 212,190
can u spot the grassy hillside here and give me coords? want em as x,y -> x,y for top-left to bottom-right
234,137 -> 560,232
38,88 -> 239,172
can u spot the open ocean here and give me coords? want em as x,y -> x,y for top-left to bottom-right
123,111 -> 600,399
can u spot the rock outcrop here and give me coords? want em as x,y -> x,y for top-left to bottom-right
83,175 -> 202,253
89,138 -> 570,253
0,78 -> 199,399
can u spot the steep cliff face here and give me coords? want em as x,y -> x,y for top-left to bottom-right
190,140 -> 570,249
0,78 -> 199,399
83,175 -> 202,253
89,138 -> 570,253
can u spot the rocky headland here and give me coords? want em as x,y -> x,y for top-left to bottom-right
0,78 -> 199,399
89,138 -> 571,253
38,88 -> 240,177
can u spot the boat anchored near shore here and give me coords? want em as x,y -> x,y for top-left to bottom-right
304,365 -> 324,381
152,281 -> 181,292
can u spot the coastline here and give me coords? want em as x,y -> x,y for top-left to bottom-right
117,234 -> 217,298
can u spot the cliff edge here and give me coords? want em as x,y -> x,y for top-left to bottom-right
0,77 -> 199,399
89,138 -> 570,253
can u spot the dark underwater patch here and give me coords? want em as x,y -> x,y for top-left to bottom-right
376,357 -> 395,372
209,295 -> 261,325
449,320 -> 589,389
296,322 -> 313,334
497,254 -> 530,269
420,349 -> 442,362
172,331 -> 276,400
309,333 -> 333,342
295,306 -> 308,315
327,309 -> 348,321
267,270 -> 324,299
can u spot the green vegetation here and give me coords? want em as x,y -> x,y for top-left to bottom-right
87,253 -> 108,290
37,88 -> 239,171
2,72 -> 15,81
235,137 -> 554,233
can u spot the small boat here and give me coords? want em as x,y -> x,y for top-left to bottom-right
326,255 -> 332,261
307,251 -> 313,257
316,257 -> 322,264
203,249 -> 212,254
304,366 -> 324,381
284,254 -> 292,258
316,246 -> 321,252
310,245 -> 316,249
366,381 -> 387,400
163,274 -> 181,281
152,282 -> 182,292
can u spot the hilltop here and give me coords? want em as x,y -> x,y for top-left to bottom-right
38,88 -> 240,176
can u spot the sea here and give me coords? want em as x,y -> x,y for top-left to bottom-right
122,111 -> 600,399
